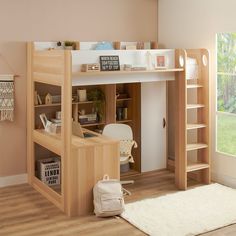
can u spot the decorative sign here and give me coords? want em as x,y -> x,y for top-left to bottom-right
99,55 -> 120,71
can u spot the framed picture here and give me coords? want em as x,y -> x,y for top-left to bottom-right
155,55 -> 166,69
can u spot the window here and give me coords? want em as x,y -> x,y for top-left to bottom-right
217,33 -> 236,156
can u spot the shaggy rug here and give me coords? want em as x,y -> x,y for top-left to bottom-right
121,184 -> 236,236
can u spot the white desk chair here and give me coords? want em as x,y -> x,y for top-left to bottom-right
103,124 -> 137,187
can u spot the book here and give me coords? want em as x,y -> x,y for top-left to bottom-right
34,91 -> 38,105
37,94 -> 42,105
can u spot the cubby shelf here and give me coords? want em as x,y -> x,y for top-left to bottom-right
32,176 -> 62,210
35,101 -> 95,108
116,98 -> 132,102
35,103 -> 61,108
81,122 -> 106,127
73,68 -> 184,77
116,119 -> 133,124
33,129 -> 62,156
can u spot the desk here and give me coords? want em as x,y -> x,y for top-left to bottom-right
69,130 -> 120,216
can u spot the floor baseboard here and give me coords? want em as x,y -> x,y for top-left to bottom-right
0,173 -> 28,188
212,172 -> 236,189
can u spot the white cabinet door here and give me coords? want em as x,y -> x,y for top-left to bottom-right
141,82 -> 167,172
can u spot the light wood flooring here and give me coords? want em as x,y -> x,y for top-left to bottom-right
0,170 -> 236,236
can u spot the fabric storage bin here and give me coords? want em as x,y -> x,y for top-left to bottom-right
186,57 -> 199,80
37,157 -> 60,186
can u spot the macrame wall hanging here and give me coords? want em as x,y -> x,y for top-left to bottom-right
0,54 -> 19,122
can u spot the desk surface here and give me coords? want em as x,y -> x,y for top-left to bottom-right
33,129 -> 119,151
72,128 -> 119,148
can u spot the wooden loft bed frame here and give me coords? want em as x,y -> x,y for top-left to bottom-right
27,42 -> 210,216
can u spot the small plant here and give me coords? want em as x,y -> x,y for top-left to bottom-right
87,88 -> 105,121
64,41 -> 75,49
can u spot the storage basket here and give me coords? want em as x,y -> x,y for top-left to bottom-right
37,157 -> 60,186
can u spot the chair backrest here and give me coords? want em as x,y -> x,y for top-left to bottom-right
102,124 -> 133,140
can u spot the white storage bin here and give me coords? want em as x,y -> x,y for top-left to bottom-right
37,157 -> 60,186
186,57 -> 199,80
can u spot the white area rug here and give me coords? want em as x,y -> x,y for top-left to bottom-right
121,184 -> 236,236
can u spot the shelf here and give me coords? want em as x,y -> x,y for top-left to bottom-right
187,162 -> 210,172
116,98 -> 132,102
73,68 -> 184,77
186,84 -> 203,89
75,101 -> 94,105
35,103 -> 61,108
35,101 -> 94,108
116,119 -> 133,124
33,129 -> 62,156
32,176 -> 63,211
187,104 -> 205,109
186,143 -> 208,151
187,123 -> 207,130
81,122 -> 105,127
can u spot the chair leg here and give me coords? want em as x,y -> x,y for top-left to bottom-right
121,180 -> 134,185
122,187 -> 131,196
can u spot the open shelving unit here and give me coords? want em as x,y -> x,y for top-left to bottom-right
175,49 -> 210,190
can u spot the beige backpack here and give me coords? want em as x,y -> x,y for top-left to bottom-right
93,175 -> 125,217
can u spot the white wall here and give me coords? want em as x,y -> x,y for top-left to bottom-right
158,0 -> 236,186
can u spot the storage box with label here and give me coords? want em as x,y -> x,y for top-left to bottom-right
37,157 -> 60,186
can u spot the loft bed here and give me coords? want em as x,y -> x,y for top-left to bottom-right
27,42 -> 210,216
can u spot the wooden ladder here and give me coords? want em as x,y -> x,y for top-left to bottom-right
175,49 -> 211,190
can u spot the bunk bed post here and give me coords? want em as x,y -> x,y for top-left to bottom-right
198,49 -> 211,184
62,50 -> 73,215
175,49 -> 187,190
27,42 -> 35,184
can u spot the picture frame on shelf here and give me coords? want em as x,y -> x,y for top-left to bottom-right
155,55 -> 166,69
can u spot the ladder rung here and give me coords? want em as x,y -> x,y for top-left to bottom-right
187,162 -> 209,172
186,143 -> 208,151
187,123 -> 207,130
187,84 -> 203,89
187,104 -> 205,109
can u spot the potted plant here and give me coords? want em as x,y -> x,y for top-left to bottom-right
87,88 -> 105,121
64,41 -> 75,50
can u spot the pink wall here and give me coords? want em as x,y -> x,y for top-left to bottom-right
0,0 -> 157,41
0,43 -> 27,176
0,0 -> 158,177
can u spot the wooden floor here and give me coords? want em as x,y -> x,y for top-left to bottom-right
0,170 -> 236,236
